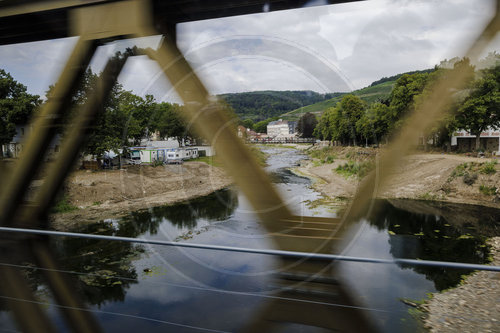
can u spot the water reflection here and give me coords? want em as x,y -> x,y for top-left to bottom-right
51,232 -> 141,306
365,199 -> 494,290
116,188 -> 238,233
47,189 -> 238,307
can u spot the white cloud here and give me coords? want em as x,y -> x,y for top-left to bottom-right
0,0 -> 498,100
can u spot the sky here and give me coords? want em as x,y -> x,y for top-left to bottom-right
0,0 -> 498,103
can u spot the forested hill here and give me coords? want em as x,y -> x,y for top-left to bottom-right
218,90 -> 342,121
280,68 -> 434,120
369,68 -> 435,87
218,69 -> 434,121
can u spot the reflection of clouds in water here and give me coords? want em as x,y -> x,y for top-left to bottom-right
127,279 -> 193,305
146,239 -> 276,281
336,224 -> 436,320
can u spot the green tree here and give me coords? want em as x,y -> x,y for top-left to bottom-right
118,92 -> 156,145
154,102 -> 187,144
254,119 -> 271,133
297,112 -> 318,138
240,118 -> 254,130
455,64 -> 500,150
313,108 -> 331,140
412,65 -> 469,150
356,102 -> 389,146
338,95 -> 366,145
0,69 -> 41,156
387,72 -> 429,132
78,57 -> 133,158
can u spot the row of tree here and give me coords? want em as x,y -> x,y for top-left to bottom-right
314,58 -> 499,150
0,67 -> 202,158
0,69 -> 41,156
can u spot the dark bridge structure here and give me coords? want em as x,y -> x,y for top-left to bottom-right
0,1 -> 499,332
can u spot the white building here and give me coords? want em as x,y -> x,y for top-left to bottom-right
451,127 -> 500,153
267,119 -> 297,138
2,124 -> 60,158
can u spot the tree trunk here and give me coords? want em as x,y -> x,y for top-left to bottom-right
474,133 -> 481,151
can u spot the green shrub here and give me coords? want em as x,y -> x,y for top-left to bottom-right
52,196 -> 78,213
308,147 -> 336,165
479,185 -> 497,196
480,161 -> 497,175
335,160 -> 373,178
450,163 -> 468,179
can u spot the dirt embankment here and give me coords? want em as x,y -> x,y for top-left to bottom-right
50,162 -> 231,230
423,237 -> 500,332
295,147 -> 500,208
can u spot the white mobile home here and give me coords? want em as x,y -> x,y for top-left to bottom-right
139,147 -> 199,164
140,149 -> 159,164
166,147 -> 199,160
191,146 -> 215,157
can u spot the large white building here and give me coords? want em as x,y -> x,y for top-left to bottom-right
267,119 -> 297,138
451,127 -> 500,153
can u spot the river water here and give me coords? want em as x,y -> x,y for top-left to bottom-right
1,147 -> 498,332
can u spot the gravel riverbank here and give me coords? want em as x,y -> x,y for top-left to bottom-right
423,237 -> 500,332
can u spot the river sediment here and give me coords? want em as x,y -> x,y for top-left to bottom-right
50,161 -> 232,230
294,151 -> 500,208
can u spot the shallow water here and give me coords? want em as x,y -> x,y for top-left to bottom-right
1,147 -> 498,332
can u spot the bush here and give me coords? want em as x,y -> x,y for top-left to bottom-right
308,147 -> 336,165
335,160 -> 373,178
480,161 -> 497,175
52,196 -> 78,213
450,163 -> 468,179
462,172 -> 478,186
479,185 -> 497,196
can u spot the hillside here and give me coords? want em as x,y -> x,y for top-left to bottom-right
218,90 -> 339,121
219,68 -> 434,121
281,80 -> 395,120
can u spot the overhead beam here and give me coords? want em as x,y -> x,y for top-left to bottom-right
0,0 -> 364,45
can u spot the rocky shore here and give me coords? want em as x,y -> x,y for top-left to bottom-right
423,237 -> 500,333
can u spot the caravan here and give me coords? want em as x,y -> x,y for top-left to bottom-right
136,147 -> 199,164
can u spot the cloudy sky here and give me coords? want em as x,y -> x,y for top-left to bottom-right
0,0 -> 498,103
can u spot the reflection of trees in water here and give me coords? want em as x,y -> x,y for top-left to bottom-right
366,200 -> 490,291
122,188 -> 238,231
0,189 -> 238,311
46,188 -> 237,307
50,223 -> 142,307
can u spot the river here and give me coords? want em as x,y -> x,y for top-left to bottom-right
0,147 -> 498,332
